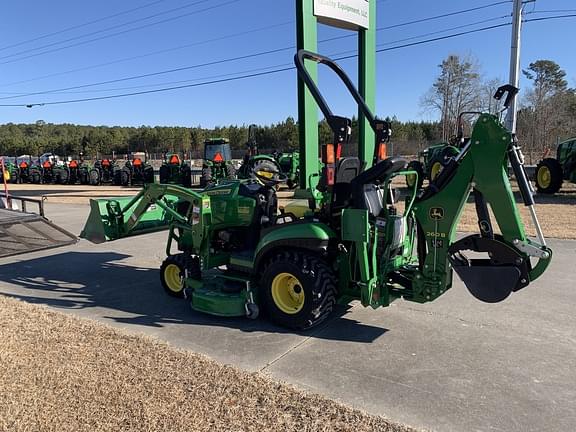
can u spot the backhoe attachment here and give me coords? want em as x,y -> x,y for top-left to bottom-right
413,102 -> 552,303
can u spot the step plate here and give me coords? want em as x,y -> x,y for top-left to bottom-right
0,209 -> 77,258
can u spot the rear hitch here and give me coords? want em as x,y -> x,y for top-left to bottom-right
448,235 -> 531,303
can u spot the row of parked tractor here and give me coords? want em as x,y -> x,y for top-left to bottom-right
1,132 -> 301,190
405,135 -> 576,194
2,152 -> 182,187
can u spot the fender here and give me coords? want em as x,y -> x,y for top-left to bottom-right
253,222 -> 337,272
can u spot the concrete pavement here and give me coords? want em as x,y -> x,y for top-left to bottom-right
0,202 -> 575,432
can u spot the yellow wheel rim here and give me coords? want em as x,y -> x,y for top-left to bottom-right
537,166 -> 551,188
430,162 -> 443,181
271,272 -> 305,315
164,264 -> 183,293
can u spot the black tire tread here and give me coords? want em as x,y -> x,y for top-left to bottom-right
535,158 -> 563,194
261,250 -> 337,330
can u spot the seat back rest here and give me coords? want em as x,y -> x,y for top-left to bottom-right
350,157 -> 407,210
330,157 -> 361,213
336,157 -> 361,183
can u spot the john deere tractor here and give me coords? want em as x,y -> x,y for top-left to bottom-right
159,153 -> 192,188
237,125 -> 283,185
118,156 -> 155,187
81,50 -> 552,331
17,159 -> 32,183
275,151 -> 300,189
89,158 -> 119,186
2,160 -> 19,184
406,141 -> 462,190
200,138 -> 236,188
534,137 -> 576,194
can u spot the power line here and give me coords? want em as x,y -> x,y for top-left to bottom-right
0,15 -> 512,101
0,15 -> 510,98
0,22 -> 517,108
0,21 -> 293,88
2,12 -> 574,108
0,0 -> 240,66
524,13 -> 576,23
0,0 -> 512,79
0,0 -> 172,53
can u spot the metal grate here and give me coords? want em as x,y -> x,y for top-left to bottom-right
0,209 -> 77,258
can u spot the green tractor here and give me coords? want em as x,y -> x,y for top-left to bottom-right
81,51 -> 552,331
275,151 -> 300,189
16,159 -> 32,184
200,138 -> 236,188
405,141 -> 462,190
159,153 -> 192,188
1,160 -> 20,184
89,158 -> 120,186
237,125 -> 283,184
119,155 -> 155,187
534,137 -> 576,194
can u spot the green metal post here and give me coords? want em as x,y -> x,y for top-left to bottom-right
296,0 -> 319,192
358,0 -> 376,167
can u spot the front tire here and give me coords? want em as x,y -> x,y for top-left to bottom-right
261,251 -> 337,330
160,254 -> 200,298
535,158 -> 563,194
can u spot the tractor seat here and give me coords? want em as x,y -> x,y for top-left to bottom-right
239,181 -> 278,226
350,157 -> 407,214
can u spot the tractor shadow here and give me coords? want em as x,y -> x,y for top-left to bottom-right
0,251 -> 387,343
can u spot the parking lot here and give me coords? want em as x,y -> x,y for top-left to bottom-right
1,184 -> 575,431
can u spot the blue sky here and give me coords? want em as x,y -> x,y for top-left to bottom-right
0,0 -> 573,127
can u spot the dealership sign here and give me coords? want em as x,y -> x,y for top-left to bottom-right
313,0 -> 370,30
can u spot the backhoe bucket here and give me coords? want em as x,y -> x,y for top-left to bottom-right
81,195 -> 179,243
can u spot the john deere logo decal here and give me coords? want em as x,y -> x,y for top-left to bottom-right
429,207 -> 444,220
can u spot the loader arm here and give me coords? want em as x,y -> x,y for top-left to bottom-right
81,183 -> 209,244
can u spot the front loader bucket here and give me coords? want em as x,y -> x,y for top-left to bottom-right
81,195 -> 179,243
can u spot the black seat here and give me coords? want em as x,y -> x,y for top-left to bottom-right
350,157 -> 406,213
331,157 -> 362,212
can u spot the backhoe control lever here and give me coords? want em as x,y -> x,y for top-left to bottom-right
494,84 -> 519,109
448,235 -> 530,303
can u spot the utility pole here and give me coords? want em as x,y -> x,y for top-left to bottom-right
505,0 -> 523,133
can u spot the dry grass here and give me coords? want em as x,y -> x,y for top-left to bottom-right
0,295 -> 416,432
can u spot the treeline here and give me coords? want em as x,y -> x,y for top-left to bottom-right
0,116 -> 441,158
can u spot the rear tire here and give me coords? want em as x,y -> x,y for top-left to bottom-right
120,168 -> 130,187
200,166 -> 212,188
261,250 -> 337,330
535,158 -> 563,194
30,171 -> 41,184
181,165 -> 192,188
160,254 -> 201,298
159,164 -> 170,184
225,163 -> 236,179
144,166 -> 155,184
89,169 -> 100,186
